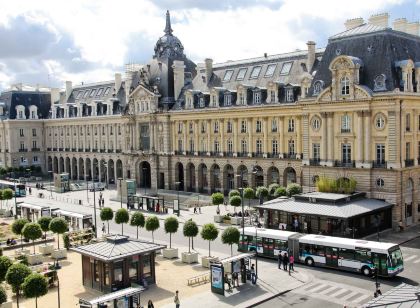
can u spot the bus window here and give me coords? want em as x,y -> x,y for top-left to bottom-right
388,248 -> 403,268
355,250 -> 371,263
275,240 -> 287,251
314,245 -> 325,256
339,248 -> 355,260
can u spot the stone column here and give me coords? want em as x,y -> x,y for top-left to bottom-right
233,119 -> 238,155
356,111 -> 364,167
296,116 -> 302,159
414,110 -> 418,165
263,117 -> 268,157
207,120 -> 211,154
172,122 -> 177,153
194,120 -> 199,155
302,114 -> 309,164
321,113 -> 328,163
248,119 -> 252,157
279,116 -> 284,158
364,111 -> 372,165
220,119 -> 224,154
326,112 -> 334,166
183,121 -> 187,154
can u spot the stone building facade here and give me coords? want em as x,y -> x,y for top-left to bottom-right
1,12 -> 420,230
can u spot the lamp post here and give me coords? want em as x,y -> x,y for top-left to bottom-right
175,181 -> 181,217
93,162 -> 98,238
48,170 -> 53,197
236,172 -> 245,242
118,178 -> 123,208
13,179 -> 17,219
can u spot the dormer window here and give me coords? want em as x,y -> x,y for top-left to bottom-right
238,92 -> 246,105
83,91 -> 89,99
253,92 -> 261,104
280,62 -> 293,75
199,97 -> 205,108
186,96 -> 194,109
210,94 -> 216,107
250,66 -> 262,79
104,87 -> 111,95
313,80 -> 324,95
265,64 -> 277,77
286,88 -> 294,102
269,90 -> 276,103
90,89 -> 96,97
236,68 -> 247,80
373,74 -> 387,91
340,76 -> 350,95
224,94 -> 232,106
223,70 -> 234,82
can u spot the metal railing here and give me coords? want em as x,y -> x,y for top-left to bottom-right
405,159 -> 414,167
309,158 -> 320,166
372,160 -> 387,169
187,272 -> 210,286
334,160 -> 355,168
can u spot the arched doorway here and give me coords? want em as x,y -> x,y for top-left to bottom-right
59,157 -> 64,173
175,162 -> 184,191
267,166 -> 280,184
237,165 -> 248,188
72,157 -> 78,180
140,161 -> 151,190
47,157 -> 53,172
186,163 -> 196,192
108,159 -> 115,184
405,178 -> 414,225
252,165 -> 264,188
283,167 -> 296,186
210,164 -> 221,193
85,158 -> 92,180
224,164 -> 235,195
100,159 -> 107,183
79,158 -> 85,180
198,163 -> 208,193
65,157 -> 70,175
53,157 -> 58,173
116,160 -> 123,179
92,158 -> 99,181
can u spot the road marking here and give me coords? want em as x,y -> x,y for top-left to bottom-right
303,283 -> 320,291
404,255 -> 417,261
413,259 -> 420,264
341,291 -> 360,301
353,294 -> 371,303
323,287 -> 341,296
331,289 -> 351,298
318,286 -> 337,295
308,284 -> 328,293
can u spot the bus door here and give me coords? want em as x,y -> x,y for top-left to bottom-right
372,253 -> 388,276
263,238 -> 274,257
325,247 -> 339,267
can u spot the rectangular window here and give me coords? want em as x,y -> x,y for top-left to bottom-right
376,144 -> 385,163
227,121 -> 232,133
227,140 -> 233,153
239,93 -> 246,105
178,122 -> 183,134
280,62 -> 293,75
341,115 -> 351,133
214,141 -> 220,153
178,139 -> 183,152
33,156 -> 38,162
272,140 -> 278,155
342,143 -> 351,162
32,140 -> 37,148
241,121 -> 247,133
256,139 -> 263,154
286,89 -> 294,102
312,143 -> 320,160
270,90 -> 276,103
406,114 -> 411,132
288,119 -> 295,132
199,97 -> 205,107
223,70 -> 234,81
19,129 -> 24,137
20,142 -> 24,150
339,248 -> 355,260
31,111 -> 35,119
189,139 -> 194,152
355,249 -> 371,263
265,64 -> 277,77
256,120 -> 262,133
250,66 -> 262,79
253,92 -> 261,104
406,142 -> 411,160
241,140 -> 247,154
236,68 -> 247,80
271,119 -> 277,132
288,140 -> 295,155
224,94 -> 232,106
214,121 -> 219,133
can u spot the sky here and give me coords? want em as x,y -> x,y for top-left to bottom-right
0,0 -> 419,90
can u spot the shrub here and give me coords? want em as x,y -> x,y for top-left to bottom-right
49,218 -> 68,249
5,263 -> 31,306
100,207 -> 114,234
0,256 -> 12,282
286,183 -> 302,197
37,216 -> 52,244
256,186 -> 269,201
130,212 -> 145,239
211,192 -> 224,206
22,272 -> 48,308
0,285 -> 6,304
183,220 -> 198,253
63,233 -> 70,250
201,223 -> 219,257
15,255 -> 29,266
316,176 -> 357,194
12,218 -> 29,249
274,186 -> 287,197
221,227 -> 240,256
229,195 -> 242,211
115,208 -> 129,235
222,215 -> 231,221
22,223 -> 43,254
145,216 -> 160,243
228,190 -> 240,199
268,183 -> 280,196
164,217 -> 179,249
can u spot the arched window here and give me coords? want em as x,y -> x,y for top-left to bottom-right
340,76 -> 350,95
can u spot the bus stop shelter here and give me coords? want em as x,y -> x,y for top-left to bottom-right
17,203 -> 51,222
51,209 -> 93,230
210,252 -> 257,296
79,286 -> 144,308
134,195 -> 166,213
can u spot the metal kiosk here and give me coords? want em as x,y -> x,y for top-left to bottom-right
79,287 -> 144,308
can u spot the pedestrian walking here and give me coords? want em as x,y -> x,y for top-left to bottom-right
174,290 -> 180,308
278,252 -> 282,269
29,187 -> 32,195
282,253 -> 289,271
250,264 -> 257,285
198,206 -> 201,214
101,223 -> 106,234
289,255 -> 294,274
193,206 -> 197,214
102,198 -> 105,207
147,299 -> 154,308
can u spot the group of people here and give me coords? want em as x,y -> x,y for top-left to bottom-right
278,252 -> 295,275
5,238 -> 17,246
193,205 -> 201,214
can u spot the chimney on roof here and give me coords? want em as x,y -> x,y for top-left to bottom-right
50,88 -> 60,103
393,18 -> 407,32
115,73 -> 122,92
205,58 -> 213,84
368,13 -> 389,28
65,81 -> 72,100
306,41 -> 316,73
172,60 -> 185,101
406,21 -> 420,36
344,17 -> 364,30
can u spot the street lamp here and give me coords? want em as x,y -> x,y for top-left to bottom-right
175,181 -> 181,217
92,162 -> 98,238
118,177 -> 123,209
13,179 -> 17,219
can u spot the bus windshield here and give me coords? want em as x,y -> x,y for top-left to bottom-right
389,247 -> 403,268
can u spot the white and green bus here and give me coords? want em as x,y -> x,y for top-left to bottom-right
239,227 -> 404,277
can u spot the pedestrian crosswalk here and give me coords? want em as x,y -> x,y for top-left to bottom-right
294,280 -> 372,306
403,252 -> 420,264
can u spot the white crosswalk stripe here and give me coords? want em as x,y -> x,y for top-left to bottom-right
353,294 -> 371,303
404,255 -> 417,261
413,259 -> 420,264
329,288 -> 350,298
318,286 -> 337,295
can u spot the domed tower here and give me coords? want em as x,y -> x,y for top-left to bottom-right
148,11 -> 196,108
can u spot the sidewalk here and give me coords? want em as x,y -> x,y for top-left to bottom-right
363,224 -> 420,245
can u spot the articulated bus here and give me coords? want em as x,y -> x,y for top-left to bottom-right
239,227 -> 404,277
0,180 -> 26,197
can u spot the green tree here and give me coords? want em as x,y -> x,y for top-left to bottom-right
0,256 -> 12,282
256,186 -> 269,202
200,223 -> 219,257
49,217 -> 68,249
274,186 -> 287,197
229,195 -> 242,213
115,208 -> 129,235
2,188 -> 13,210
183,220 -> 198,253
11,218 -> 29,250
37,216 -> 52,245
22,223 -> 42,254
243,187 -> 255,208
5,263 -> 31,308
145,216 -> 160,243
211,192 -> 224,206
286,183 -> 302,197
130,212 -> 145,239
268,183 -> 280,196
164,217 -> 179,248
100,207 -> 114,234
228,190 -> 240,199
0,285 -> 6,304
22,272 -> 48,308
221,227 -> 240,256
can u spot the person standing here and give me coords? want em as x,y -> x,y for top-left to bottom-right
101,223 -> 106,234
278,252 -> 282,269
174,290 -> 180,308
282,253 -> 289,271
147,300 -> 154,308
289,255 -> 294,274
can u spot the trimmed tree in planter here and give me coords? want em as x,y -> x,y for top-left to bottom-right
22,223 -> 42,254
256,186 -> 269,203
11,218 -> 29,250
2,188 -> 13,211
274,186 -> 287,198
212,192 -> 224,207
221,227 -> 240,256
286,183 -> 302,197
5,263 -> 31,308
37,216 -> 52,244
268,183 -> 280,197
115,208 -> 129,235
183,220 -> 198,253
229,195 -> 242,213
201,223 -> 219,257
100,207 -> 114,234
0,285 -> 6,305
130,212 -> 145,239
145,216 -> 160,243
0,256 -> 12,282
228,190 -> 240,198
49,218 -> 68,249
243,187 -> 255,208
22,272 -> 48,308
164,217 -> 178,248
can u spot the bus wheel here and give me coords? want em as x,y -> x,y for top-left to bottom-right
362,266 -> 371,276
305,257 -> 314,266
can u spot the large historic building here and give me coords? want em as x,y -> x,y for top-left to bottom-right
1,12 -> 420,230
